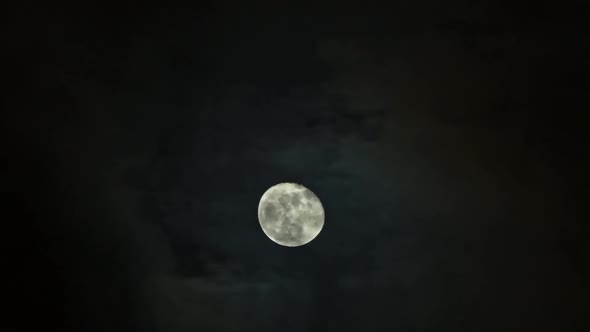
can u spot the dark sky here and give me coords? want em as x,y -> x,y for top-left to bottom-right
5,1 -> 589,331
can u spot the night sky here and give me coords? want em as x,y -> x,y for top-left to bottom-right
5,1 -> 589,331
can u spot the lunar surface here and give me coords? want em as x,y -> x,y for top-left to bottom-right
258,182 -> 325,247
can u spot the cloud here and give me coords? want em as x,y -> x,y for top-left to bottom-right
144,274 -> 314,332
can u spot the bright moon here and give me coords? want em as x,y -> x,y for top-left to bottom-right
258,182 -> 325,247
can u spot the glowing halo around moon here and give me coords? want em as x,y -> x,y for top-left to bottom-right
257,182 -> 325,247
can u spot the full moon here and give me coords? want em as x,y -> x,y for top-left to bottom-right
258,182 -> 325,247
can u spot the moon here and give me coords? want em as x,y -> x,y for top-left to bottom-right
258,182 -> 325,247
